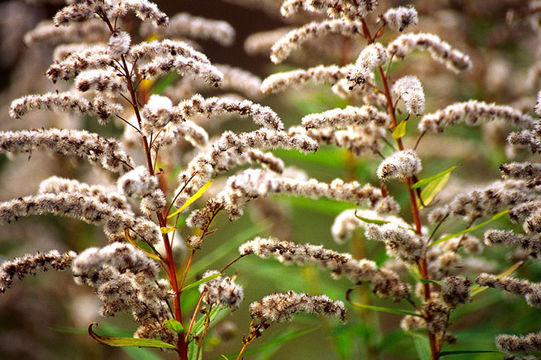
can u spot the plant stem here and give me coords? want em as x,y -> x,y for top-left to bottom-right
360,18 -> 440,360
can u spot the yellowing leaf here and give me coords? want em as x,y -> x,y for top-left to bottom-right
412,165 -> 459,189
161,227 -> 176,234
392,119 -> 407,139
417,172 -> 451,209
88,323 -> 177,350
124,229 -> 163,261
168,179 -> 213,219
471,260 -> 523,297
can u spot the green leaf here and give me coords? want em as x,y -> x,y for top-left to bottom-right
275,195 -> 353,215
151,72 -> 178,95
392,119 -> 407,139
189,226 -> 260,276
417,172 -> 451,208
410,333 -> 431,360
164,319 -> 184,334
251,326 -> 319,360
191,306 -> 230,338
124,229 -> 162,261
182,273 -> 222,293
354,212 -> 391,225
439,350 -> 500,357
348,302 -> 421,317
88,323 -> 176,350
430,209 -> 510,247
412,165 -> 460,189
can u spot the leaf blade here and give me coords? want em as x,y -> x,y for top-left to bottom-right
88,323 -> 177,350
168,179 -> 213,219
412,165 -> 459,189
181,273 -> 222,293
430,210 -> 510,247
392,119 -> 407,140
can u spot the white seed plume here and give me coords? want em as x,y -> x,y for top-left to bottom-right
364,222 -> 426,264
47,45 -> 115,82
270,20 -> 364,64
155,120 -> 209,149
496,332 -> 541,353
280,0 -> 378,20
75,68 -> 127,94
172,129 -> 318,208
117,166 -> 166,213
302,105 -> 389,130
441,275 -> 471,308
387,33 -> 472,72
108,31 -> 131,59
139,55 -> 223,86
500,162 -> 541,180
0,193 -> 161,243
141,94 -> 174,136
261,64 -> 350,94
244,28 -> 293,56
0,250 -> 76,293
39,176 -> 130,211
169,65 -> 262,100
377,150 -> 422,180
507,127 -> 541,154
381,6 -> 418,32
484,230 -> 541,255
331,209 -> 405,244
0,129 -> 134,174
108,0 -> 169,27
290,123 -> 387,156
141,13 -> 235,46
72,243 -> 168,323
129,39 -> 210,64
476,273 -> 541,308
9,92 -> 121,122
509,201 -> 541,234
250,291 -> 346,323
239,237 -> 410,299
204,168 -> 398,221
199,270 -> 244,309
347,43 -> 387,87
429,180 -> 535,222
176,94 -> 284,130
117,166 -> 159,198
24,19 -> 109,46
418,100 -> 538,133
392,75 -> 425,115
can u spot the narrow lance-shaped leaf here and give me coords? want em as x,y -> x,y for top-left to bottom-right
410,333 -> 431,360
182,272 -> 222,293
412,165 -> 460,189
439,350 -> 501,357
88,323 -> 177,350
346,289 -> 421,317
430,209 -> 510,247
124,229 -> 163,261
168,179 -> 213,219
392,119 -> 407,140
471,260 -> 524,297
164,319 -> 184,334
354,211 -> 391,225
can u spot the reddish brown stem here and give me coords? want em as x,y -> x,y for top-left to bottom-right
360,18 -> 440,360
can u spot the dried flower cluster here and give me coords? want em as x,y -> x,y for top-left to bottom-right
1,0 -> 540,359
